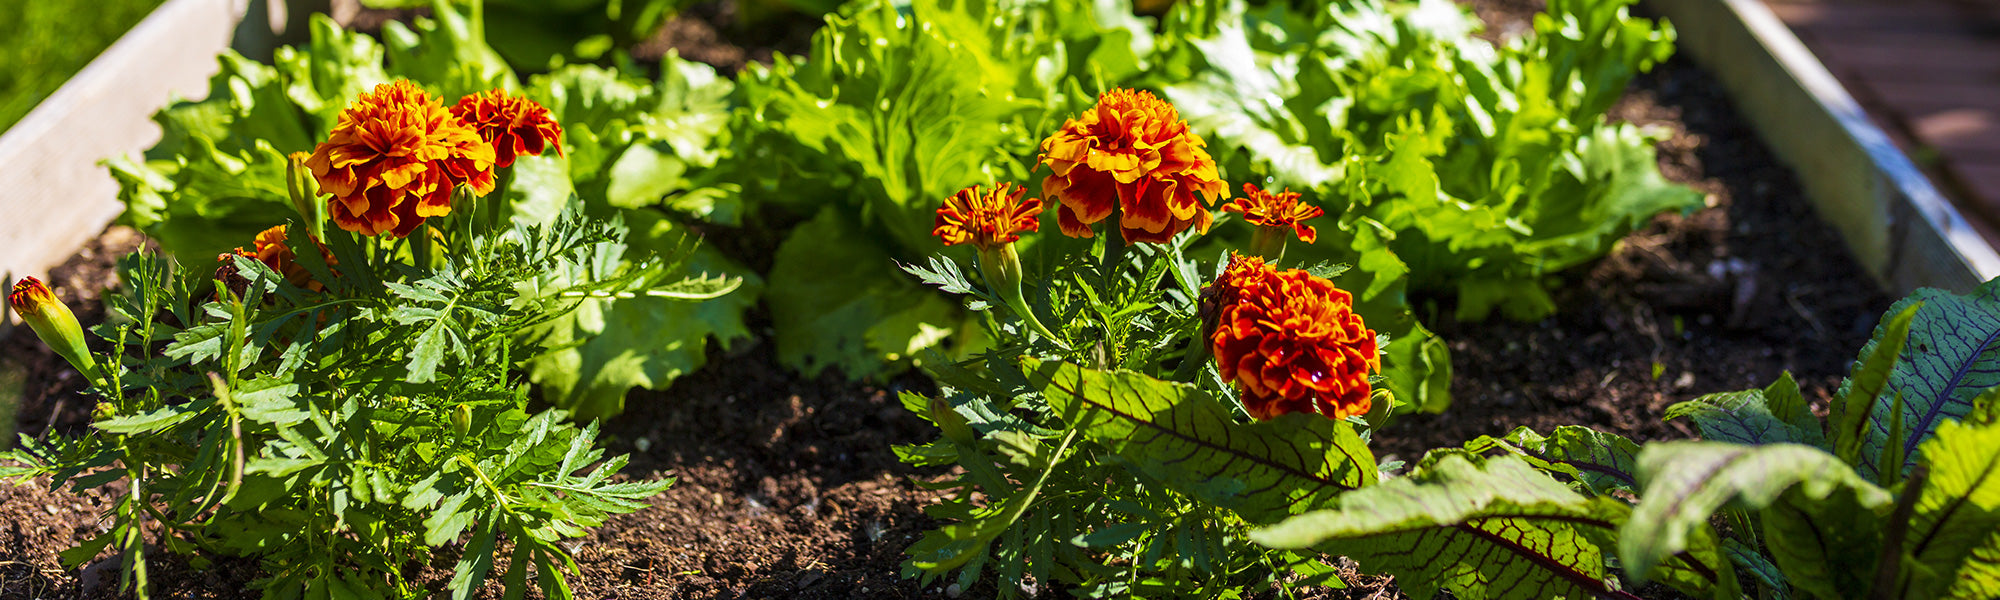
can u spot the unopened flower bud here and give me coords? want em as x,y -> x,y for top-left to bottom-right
9,277 -> 98,378
451,404 -> 473,437
287,152 -> 325,242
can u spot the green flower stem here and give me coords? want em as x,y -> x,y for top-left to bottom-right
1248,225 -> 1287,264
1100,213 -> 1125,295
979,243 -> 1062,343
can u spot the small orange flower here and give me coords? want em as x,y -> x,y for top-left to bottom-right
1205,254 -> 1378,420
933,183 -> 1044,251
306,80 -> 496,238
1038,88 -> 1227,244
450,89 -> 564,168
1223,183 -> 1323,244
217,225 -> 334,292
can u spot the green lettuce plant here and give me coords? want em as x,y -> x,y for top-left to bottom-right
1149,0 -> 1698,321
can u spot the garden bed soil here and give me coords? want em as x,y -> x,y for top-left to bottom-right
0,3 -> 1894,599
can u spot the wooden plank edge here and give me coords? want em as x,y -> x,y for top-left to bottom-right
1646,0 -> 2000,294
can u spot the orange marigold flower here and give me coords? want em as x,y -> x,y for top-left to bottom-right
217,225 -> 335,293
1205,254 -> 1379,420
306,80 -> 496,238
450,89 -> 564,168
1223,183 -> 1323,244
1038,88 -> 1227,244
933,182 -> 1044,251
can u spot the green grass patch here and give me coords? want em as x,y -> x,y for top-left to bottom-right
0,0 -> 168,133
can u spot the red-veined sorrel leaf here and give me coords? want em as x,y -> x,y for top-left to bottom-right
1667,371 -> 1826,448
1623,441 -> 1890,600
1900,416 -> 2000,598
1445,425 -> 1642,496
1026,358 -> 1375,524
1251,455 -> 1735,600
1831,301 -> 1917,473
1835,279 -> 2000,481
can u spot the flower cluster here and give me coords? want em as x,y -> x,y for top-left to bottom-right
1205,254 -> 1378,420
931,87 -> 1365,420
1038,88 -> 1227,244
304,81 -> 564,238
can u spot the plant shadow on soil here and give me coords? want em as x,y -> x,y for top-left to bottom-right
0,3 -> 1894,599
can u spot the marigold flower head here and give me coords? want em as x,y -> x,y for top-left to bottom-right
9,276 -> 96,377
1223,183 -> 1323,244
1038,88 -> 1227,244
306,80 -> 496,238
450,89 -> 563,168
933,182 -> 1044,251
217,225 -> 335,293
1204,254 -> 1378,420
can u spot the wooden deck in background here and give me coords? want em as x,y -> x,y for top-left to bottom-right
1768,0 -> 2000,247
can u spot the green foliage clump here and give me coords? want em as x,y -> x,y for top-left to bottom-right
2,205 -> 726,598
1254,278 -> 2000,600
1150,0 -> 1697,321
107,1 -> 754,418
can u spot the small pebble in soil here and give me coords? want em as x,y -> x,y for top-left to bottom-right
946,583 -> 964,598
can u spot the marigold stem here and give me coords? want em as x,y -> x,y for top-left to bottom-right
1248,225 -> 1287,265
978,244 -> 1062,345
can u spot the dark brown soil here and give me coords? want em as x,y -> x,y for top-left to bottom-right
0,4 -> 1901,600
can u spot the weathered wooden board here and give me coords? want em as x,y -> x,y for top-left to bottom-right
1648,0 -> 2000,293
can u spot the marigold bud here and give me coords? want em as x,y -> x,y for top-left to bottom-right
8,277 -> 98,379
451,404 -> 473,437
286,151 -> 325,242
928,396 -> 975,445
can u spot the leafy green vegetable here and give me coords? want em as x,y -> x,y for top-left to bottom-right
1666,371 -> 1826,447
1446,425 -> 1642,496
1151,0 -> 1696,321
1621,442 -> 1890,593
1255,454 -> 1735,600
1900,418 -> 2000,598
1835,278 -> 2000,480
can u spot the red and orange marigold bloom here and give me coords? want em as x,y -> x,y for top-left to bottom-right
217,225 -> 335,292
306,80 -> 496,238
1038,88 -> 1227,244
1205,254 -> 1379,421
933,182 -> 1044,251
450,89 -> 563,168
1223,183 -> 1323,244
